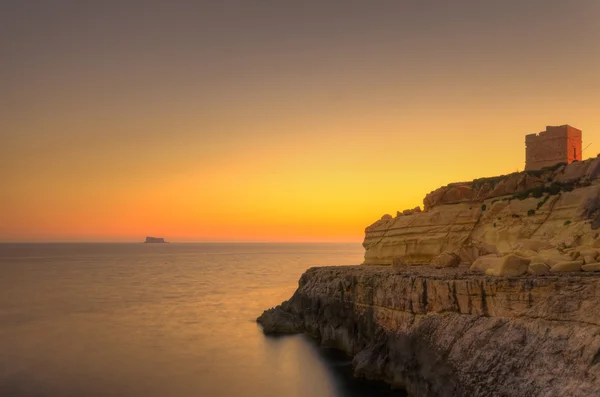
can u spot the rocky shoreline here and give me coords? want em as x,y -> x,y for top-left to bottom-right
257,265 -> 600,397
258,158 -> 600,396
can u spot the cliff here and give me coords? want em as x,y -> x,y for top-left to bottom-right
363,156 -> 600,274
258,266 -> 600,397
258,156 -> 600,396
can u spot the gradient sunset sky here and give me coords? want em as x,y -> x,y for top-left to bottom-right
2,1 -> 599,242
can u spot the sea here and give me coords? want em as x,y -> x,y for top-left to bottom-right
0,243 -> 407,397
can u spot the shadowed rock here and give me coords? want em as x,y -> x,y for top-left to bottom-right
258,265 -> 600,397
257,303 -> 304,335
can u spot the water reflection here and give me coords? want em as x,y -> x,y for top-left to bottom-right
263,333 -> 407,397
0,243 -> 407,397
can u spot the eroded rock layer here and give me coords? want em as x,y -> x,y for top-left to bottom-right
258,266 -> 600,397
363,156 -> 600,269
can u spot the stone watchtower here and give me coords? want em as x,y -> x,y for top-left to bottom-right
525,125 -> 582,171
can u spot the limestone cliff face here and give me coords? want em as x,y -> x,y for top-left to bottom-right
363,157 -> 600,268
258,266 -> 600,397
258,157 -> 600,396
423,158 -> 600,210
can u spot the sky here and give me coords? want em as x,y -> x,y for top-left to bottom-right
1,0 -> 599,242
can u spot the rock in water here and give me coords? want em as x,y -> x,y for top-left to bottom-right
144,237 -> 167,243
256,304 -> 304,335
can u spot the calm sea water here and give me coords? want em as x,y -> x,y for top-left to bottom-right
0,243 -> 406,397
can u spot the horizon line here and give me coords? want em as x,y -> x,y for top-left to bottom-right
0,240 -> 363,244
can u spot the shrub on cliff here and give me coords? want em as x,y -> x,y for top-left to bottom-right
513,190 -> 531,200
472,174 -> 510,190
537,195 -> 550,209
530,186 -> 545,198
513,181 -> 574,201
525,169 -> 545,177
546,183 -> 562,195
546,162 -> 567,172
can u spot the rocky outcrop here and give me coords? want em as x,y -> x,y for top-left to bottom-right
258,265 -> 600,397
144,236 -> 167,243
423,172 -> 544,210
259,157 -> 600,396
422,157 -> 600,210
363,156 -> 600,268
364,202 -> 481,265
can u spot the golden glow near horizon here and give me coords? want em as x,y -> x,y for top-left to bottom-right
2,2 -> 600,242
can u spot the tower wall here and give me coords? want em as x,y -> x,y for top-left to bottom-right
525,125 -> 582,171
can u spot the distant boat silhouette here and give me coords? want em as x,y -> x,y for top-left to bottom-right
144,237 -> 168,243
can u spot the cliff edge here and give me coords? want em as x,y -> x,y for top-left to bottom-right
258,266 -> 600,396
258,157 -> 600,396
363,156 -> 600,276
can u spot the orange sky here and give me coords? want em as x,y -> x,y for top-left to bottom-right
1,1 -> 600,242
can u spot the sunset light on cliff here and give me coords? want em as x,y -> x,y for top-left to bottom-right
2,1 -> 600,242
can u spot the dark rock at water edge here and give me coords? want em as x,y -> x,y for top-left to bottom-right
257,303 -> 304,335
257,265 -> 600,397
